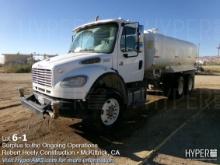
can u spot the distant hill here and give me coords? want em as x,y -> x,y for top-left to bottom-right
197,56 -> 220,65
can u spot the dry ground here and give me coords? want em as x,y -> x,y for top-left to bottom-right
0,73 -> 220,165
203,65 -> 220,73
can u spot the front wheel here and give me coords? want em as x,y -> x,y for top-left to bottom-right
100,98 -> 120,126
85,88 -> 123,131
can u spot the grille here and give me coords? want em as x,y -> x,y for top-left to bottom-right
32,68 -> 52,87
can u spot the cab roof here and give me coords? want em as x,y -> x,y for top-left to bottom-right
73,18 -> 130,31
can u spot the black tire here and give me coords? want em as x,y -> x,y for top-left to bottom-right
184,75 -> 194,95
163,75 -> 172,98
85,88 -> 123,131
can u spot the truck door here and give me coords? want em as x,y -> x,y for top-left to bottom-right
117,23 -> 144,83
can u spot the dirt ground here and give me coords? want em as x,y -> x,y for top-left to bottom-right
0,73 -> 220,165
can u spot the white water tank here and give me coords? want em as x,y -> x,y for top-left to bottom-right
144,31 -> 197,73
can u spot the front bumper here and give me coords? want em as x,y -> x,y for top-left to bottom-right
19,88 -> 86,118
19,88 -> 60,118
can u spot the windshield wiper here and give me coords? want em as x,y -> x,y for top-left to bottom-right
68,48 -> 95,53
80,48 -> 95,52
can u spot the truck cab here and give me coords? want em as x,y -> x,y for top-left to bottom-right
21,19 -> 146,130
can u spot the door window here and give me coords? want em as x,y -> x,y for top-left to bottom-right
120,26 -> 137,52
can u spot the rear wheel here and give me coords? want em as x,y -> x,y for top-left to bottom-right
184,75 -> 194,94
176,76 -> 184,98
163,75 -> 184,99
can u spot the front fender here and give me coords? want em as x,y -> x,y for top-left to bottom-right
53,65 -> 115,100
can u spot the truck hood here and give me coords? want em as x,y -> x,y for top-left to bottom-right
32,52 -> 112,70
32,52 -> 113,85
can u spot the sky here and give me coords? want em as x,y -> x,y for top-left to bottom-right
0,0 -> 219,56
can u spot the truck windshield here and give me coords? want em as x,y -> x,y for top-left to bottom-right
69,23 -> 118,53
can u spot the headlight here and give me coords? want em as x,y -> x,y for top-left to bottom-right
60,75 -> 87,87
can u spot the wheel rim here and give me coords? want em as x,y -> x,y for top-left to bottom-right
101,98 -> 120,126
188,77 -> 193,92
178,77 -> 184,95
